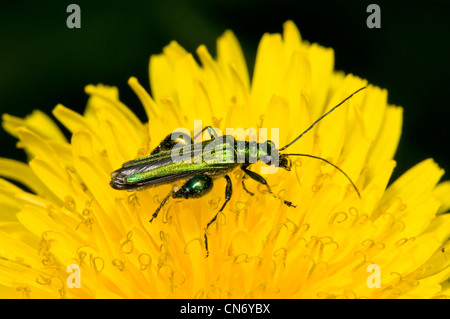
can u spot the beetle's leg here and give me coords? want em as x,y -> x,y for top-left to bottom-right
206,175 -> 232,227
204,175 -> 232,257
240,164 -> 296,208
151,126 -> 216,157
240,163 -> 273,193
193,126 -> 217,141
242,180 -> 255,196
150,131 -> 193,155
169,174 -> 216,257
149,190 -> 173,222
241,175 -> 255,196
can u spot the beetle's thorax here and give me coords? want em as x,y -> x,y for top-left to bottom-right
232,140 -> 275,164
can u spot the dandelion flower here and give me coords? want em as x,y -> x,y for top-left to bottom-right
1,20 -> 449,299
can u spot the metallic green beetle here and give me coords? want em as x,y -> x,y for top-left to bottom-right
110,87 -> 365,255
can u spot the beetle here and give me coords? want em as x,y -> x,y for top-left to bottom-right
110,86 -> 366,256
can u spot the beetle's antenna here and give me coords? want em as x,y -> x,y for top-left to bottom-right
279,86 -> 366,152
282,153 -> 361,198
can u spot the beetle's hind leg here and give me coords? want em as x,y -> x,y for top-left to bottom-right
151,175 -> 215,223
204,175 -> 232,257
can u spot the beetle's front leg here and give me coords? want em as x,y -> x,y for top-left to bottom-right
241,175 -> 255,196
241,164 -> 296,208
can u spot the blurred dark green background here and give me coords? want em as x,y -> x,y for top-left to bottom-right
0,0 -> 449,183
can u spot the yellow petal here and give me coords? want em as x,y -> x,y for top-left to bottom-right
308,43 -> 334,119
197,45 -> 228,121
280,51 -> 314,154
173,52 -> 203,123
2,110 -> 66,143
261,95 -> 290,147
53,104 -> 102,146
367,106 -> 403,174
434,181 -> 450,214
0,158 -> 50,196
84,84 -> 143,144
383,159 -> 444,206
282,20 -> 303,57
217,30 -> 250,92
250,33 -> 283,116
128,76 -> 161,119
149,41 -> 188,103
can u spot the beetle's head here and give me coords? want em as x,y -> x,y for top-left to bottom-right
278,154 -> 292,171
